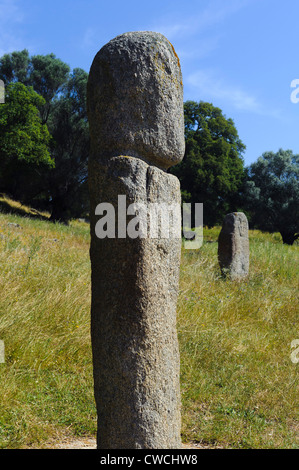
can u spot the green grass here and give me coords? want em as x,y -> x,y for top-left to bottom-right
0,209 -> 94,448
179,228 -> 298,448
0,203 -> 298,448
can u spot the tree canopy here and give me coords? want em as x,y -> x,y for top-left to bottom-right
243,149 -> 299,244
0,50 -> 88,222
0,82 -> 53,197
46,68 -> 89,221
171,101 -> 246,227
1,51 -> 298,242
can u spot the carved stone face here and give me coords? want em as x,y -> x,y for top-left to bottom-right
87,31 -> 185,170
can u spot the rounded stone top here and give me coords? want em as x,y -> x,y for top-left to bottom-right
222,212 -> 249,234
87,31 -> 185,169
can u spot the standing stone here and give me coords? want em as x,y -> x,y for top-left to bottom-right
87,31 -> 185,449
218,212 -> 249,280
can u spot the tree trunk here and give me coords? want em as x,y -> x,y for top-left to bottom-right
50,195 -> 69,224
280,231 -> 298,245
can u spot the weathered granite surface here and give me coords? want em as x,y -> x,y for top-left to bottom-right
87,31 -> 184,449
87,31 -> 185,170
218,212 -> 249,280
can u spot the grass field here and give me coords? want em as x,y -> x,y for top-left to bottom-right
0,197 -> 298,449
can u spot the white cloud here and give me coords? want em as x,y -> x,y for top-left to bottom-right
187,69 -> 259,112
81,27 -> 96,50
148,0 -> 253,76
151,0 -> 251,41
186,69 -> 282,118
0,0 -> 24,55
0,0 -> 23,23
176,35 -> 221,61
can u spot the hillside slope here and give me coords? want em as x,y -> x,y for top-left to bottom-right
0,201 -> 298,449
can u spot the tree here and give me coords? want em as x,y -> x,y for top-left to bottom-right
29,53 -> 70,124
171,101 -> 246,227
243,149 -> 299,245
0,50 -> 30,84
0,50 -> 70,124
46,68 -> 89,222
0,51 -> 88,222
0,82 -> 53,197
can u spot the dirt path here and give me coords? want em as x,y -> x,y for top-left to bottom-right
50,437 -> 221,450
52,437 -> 97,449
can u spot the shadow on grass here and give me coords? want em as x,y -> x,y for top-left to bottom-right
0,197 -> 50,222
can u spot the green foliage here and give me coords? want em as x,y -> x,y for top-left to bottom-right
29,53 -> 70,103
0,82 -> 52,165
29,53 -> 70,123
46,68 -> 89,221
243,149 -> 299,244
171,101 -> 246,227
0,50 -> 30,84
0,51 -> 88,222
0,50 -> 70,124
0,83 -> 53,196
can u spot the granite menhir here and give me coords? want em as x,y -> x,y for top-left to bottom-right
87,31 -> 185,449
218,212 -> 249,280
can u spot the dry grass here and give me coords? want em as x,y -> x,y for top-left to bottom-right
0,210 -> 95,448
0,203 -> 298,448
179,228 -> 298,448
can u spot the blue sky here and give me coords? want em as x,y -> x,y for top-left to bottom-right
1,0 -> 299,166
